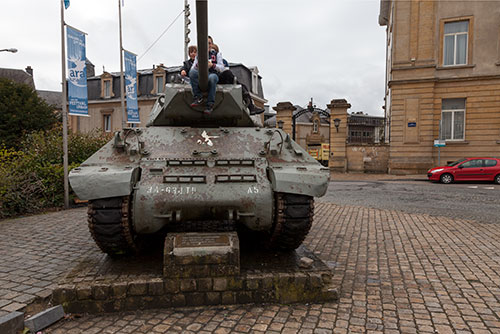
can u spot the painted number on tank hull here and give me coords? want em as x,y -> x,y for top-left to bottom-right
247,186 -> 259,194
147,186 -> 197,195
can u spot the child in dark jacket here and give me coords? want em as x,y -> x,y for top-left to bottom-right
181,45 -> 197,78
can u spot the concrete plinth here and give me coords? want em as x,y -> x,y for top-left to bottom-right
52,234 -> 337,313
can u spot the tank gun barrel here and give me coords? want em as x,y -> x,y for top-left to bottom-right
146,0 -> 256,127
196,0 -> 208,93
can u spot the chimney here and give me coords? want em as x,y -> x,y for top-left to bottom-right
25,66 -> 33,76
85,58 -> 95,77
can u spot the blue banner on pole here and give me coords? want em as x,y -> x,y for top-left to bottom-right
124,50 -> 140,124
66,26 -> 88,116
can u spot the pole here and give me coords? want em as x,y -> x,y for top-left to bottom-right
184,0 -> 188,60
60,0 -> 69,209
119,0 -> 126,128
384,26 -> 389,144
438,119 -> 442,166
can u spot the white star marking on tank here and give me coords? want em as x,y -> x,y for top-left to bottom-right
196,130 -> 219,147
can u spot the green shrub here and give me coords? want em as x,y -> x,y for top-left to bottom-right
0,126 -> 111,218
0,78 -> 59,150
0,147 -> 44,217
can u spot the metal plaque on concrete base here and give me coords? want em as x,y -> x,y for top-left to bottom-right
164,232 -> 240,278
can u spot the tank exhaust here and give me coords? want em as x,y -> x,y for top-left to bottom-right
195,0 -> 208,93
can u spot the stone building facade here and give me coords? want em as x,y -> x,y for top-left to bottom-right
379,0 -> 500,174
271,100 -> 389,173
265,103 -> 330,149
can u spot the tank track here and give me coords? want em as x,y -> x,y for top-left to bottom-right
269,193 -> 315,250
87,196 -> 138,256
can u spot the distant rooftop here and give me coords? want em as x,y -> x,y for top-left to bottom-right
0,67 -> 35,88
37,90 -> 62,109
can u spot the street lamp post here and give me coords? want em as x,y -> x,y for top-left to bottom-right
0,48 -> 18,53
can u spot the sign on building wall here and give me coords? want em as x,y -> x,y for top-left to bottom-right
66,25 -> 88,116
124,50 -> 140,124
434,140 -> 446,147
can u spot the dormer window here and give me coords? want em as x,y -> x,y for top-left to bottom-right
101,72 -> 114,99
151,66 -> 166,95
251,72 -> 259,94
249,67 -> 260,95
104,80 -> 111,98
156,75 -> 164,94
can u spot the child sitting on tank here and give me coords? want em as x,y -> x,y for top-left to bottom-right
188,38 -> 224,115
180,45 -> 197,83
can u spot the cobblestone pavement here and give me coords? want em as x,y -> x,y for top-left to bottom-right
0,208 -> 93,318
2,203 -> 500,333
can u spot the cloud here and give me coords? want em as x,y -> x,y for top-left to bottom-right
1,0 -> 386,116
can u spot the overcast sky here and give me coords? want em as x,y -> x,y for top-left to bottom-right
1,0 -> 386,115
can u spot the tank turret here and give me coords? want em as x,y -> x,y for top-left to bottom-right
147,82 -> 256,127
69,0 -> 330,257
147,0 -> 256,128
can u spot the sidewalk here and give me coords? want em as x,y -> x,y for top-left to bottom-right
330,171 -> 428,182
39,204 -> 500,333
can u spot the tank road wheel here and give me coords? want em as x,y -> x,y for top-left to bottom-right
269,193 -> 315,251
87,196 -> 138,257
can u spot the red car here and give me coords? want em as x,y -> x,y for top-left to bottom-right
427,157 -> 500,184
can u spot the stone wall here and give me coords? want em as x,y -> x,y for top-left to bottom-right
346,144 -> 389,173
272,99 -> 391,174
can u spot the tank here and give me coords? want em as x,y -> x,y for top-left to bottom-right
69,0 -> 330,256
